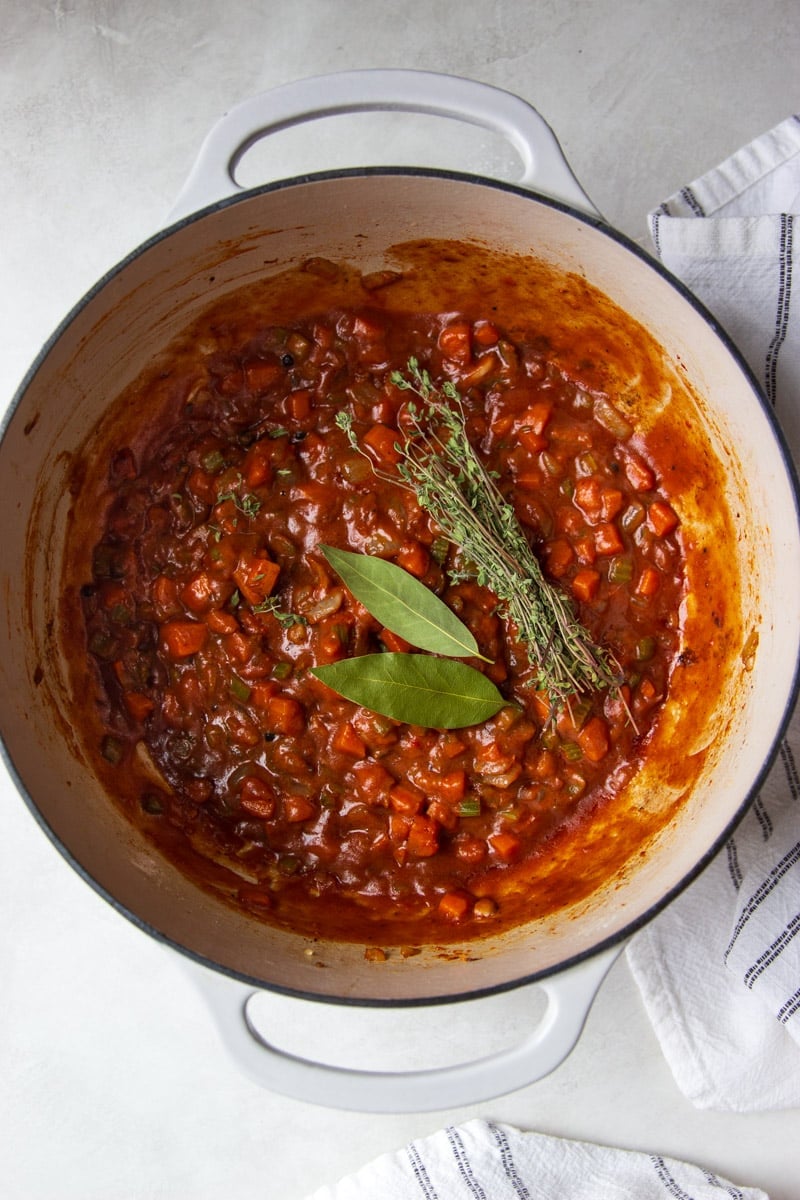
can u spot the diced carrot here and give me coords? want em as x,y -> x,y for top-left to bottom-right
242,441 -> 272,488
124,692 -> 154,722
437,320 -> 472,364
380,628 -> 413,654
223,630 -> 256,665
517,427 -> 547,454
648,500 -> 679,537
594,523 -> 625,556
243,357 -> 282,392
352,313 -> 386,341
152,574 -> 181,618
239,776 -> 276,819
437,890 -> 472,921
284,795 -> 316,823
389,784 -> 425,815
250,681 -> 280,709
473,320 -> 499,346
233,554 -> 281,606
180,570 -> 218,614
160,619 -> 208,660
394,540 -> 430,579
488,831 -> 521,862
406,814 -> 440,857
186,468 -> 218,505
353,760 -> 395,803
577,715 -> 610,763
285,389 -> 312,421
100,581 -> 128,610
388,812 -> 412,844
427,798 -> 459,831
555,505 -> 585,537
332,722 -> 367,757
439,734 -> 466,760
635,566 -> 661,597
574,535 -> 597,565
518,402 -> 553,436
533,748 -> 557,780
417,768 -> 466,803
544,538 -> 574,578
264,695 -> 305,736
531,690 -> 553,725
454,835 -> 487,864
363,423 -> 401,465
623,453 -> 655,492
572,567 -> 601,603
206,609 -> 239,635
574,476 -> 603,523
600,488 -> 624,521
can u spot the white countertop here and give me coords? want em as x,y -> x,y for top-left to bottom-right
2,3 -> 799,1197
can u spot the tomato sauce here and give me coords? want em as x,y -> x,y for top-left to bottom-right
74,249 -> 698,944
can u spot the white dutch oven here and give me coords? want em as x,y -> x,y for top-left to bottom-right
1,71 -> 798,1112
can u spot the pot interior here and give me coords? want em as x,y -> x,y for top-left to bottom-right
1,171 -> 798,1003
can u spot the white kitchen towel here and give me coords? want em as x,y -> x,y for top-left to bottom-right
305,1119 -> 769,1200
626,114 -> 800,1111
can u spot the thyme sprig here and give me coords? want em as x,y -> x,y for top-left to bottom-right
336,358 -> 619,712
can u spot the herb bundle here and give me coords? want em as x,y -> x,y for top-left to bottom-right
336,359 -> 619,712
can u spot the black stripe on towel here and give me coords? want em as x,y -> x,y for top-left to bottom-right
743,910 -> 800,987
752,795 -> 774,841
778,985 -> 800,1024
489,1124 -> 532,1200
779,739 -> 799,801
446,1128 -> 487,1200
679,186 -> 706,217
725,840 -> 800,959
406,1143 -> 439,1199
764,213 -> 794,408
649,1155 -> 697,1199
726,837 -> 743,891
703,1168 -> 744,1199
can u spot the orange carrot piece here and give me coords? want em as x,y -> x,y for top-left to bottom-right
648,500 -> 679,537
437,321 -> 472,364
577,715 -> 610,763
363,423 -> 401,465
124,692 -> 154,722
265,695 -> 305,736
160,619 -> 208,660
284,795 -> 316,823
406,815 -> 440,857
389,784 -> 425,816
438,891 -> 472,921
394,540 -> 430,579
233,555 -> 280,606
488,831 -> 521,863
635,566 -> 661,597
239,776 -> 276,819
572,568 -> 601,603
594,523 -> 625,556
332,722 -> 367,757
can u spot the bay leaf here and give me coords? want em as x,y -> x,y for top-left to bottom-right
321,544 -> 488,661
311,652 -> 506,729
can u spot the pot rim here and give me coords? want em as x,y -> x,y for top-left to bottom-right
3,165 -> 799,1006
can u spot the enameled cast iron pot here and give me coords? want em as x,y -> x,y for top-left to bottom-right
1,72 -> 799,1112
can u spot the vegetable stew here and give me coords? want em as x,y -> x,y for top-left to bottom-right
64,242 -> 740,945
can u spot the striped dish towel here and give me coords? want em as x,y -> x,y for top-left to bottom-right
626,113 -> 800,1112
305,1120 -> 768,1199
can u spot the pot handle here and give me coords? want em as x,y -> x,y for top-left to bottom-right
186,944 -> 620,1113
168,69 -> 598,224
